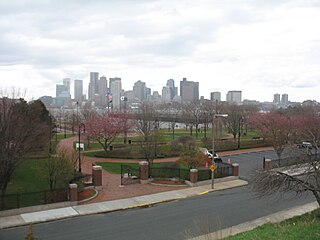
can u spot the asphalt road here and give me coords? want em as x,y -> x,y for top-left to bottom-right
0,150 -> 316,239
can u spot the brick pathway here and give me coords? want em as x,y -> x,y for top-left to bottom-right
58,137 -> 186,204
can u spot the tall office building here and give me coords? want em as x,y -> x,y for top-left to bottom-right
74,80 -> 83,103
133,80 -> 147,101
273,93 -> 280,104
99,76 -> 108,107
281,93 -> 289,105
88,72 -> 99,101
180,78 -> 199,102
162,86 -> 172,102
62,78 -> 71,94
166,79 -> 177,99
110,78 -> 122,110
210,92 -> 221,102
226,91 -> 242,104
55,78 -> 71,106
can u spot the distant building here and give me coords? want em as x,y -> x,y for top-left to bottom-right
226,91 -> 242,104
133,80 -> 147,101
281,93 -> 289,105
273,93 -> 280,104
162,86 -> 172,102
166,79 -> 178,99
99,76 -> 108,107
180,78 -> 199,102
74,80 -> 83,103
110,78 -> 121,110
210,92 -> 221,102
88,72 -> 99,101
55,78 -> 71,107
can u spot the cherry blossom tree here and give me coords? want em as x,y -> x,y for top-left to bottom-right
85,112 -> 130,153
249,112 -> 293,159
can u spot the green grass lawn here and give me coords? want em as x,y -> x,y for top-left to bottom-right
225,208 -> 320,240
6,159 -> 49,194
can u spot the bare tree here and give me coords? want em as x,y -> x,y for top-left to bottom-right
135,102 -> 161,164
46,147 -> 76,193
181,101 -> 203,137
250,150 -> 320,207
224,103 -> 244,142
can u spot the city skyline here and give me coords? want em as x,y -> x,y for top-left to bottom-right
1,1 -> 320,102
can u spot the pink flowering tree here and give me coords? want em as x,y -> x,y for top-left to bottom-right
85,112 -> 130,153
248,112 -> 293,159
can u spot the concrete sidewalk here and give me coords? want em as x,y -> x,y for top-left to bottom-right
0,179 -> 247,229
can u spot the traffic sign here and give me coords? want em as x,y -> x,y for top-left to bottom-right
210,165 -> 215,172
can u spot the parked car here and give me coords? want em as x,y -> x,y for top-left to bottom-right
297,141 -> 313,149
205,149 -> 223,163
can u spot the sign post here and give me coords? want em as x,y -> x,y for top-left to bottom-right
210,164 -> 216,189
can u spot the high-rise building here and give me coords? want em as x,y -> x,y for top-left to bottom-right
226,91 -> 242,104
63,78 -> 71,94
210,92 -> 221,102
99,76 -> 108,107
74,80 -> 83,103
273,93 -> 280,104
281,93 -> 289,105
55,78 -> 71,107
180,78 -> 199,102
88,72 -> 99,101
162,86 -> 172,102
110,78 -> 122,110
133,80 -> 147,101
166,79 -> 177,99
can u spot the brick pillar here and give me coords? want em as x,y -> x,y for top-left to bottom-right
232,163 -> 239,177
92,165 -> 102,189
139,161 -> 149,184
189,169 -> 198,185
264,159 -> 272,171
69,183 -> 78,202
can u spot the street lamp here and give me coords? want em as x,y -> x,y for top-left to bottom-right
211,113 -> 228,189
76,101 -> 85,173
237,116 -> 244,150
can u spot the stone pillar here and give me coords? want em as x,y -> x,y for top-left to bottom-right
139,161 -> 149,184
264,159 -> 272,171
69,183 -> 78,202
92,165 -> 102,189
232,163 -> 239,177
190,169 -> 198,184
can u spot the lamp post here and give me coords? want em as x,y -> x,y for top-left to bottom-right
211,113 -> 228,189
237,116 -> 243,150
76,101 -> 82,173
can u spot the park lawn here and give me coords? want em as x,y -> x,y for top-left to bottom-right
96,162 -> 187,174
6,158 -> 49,194
225,208 -> 320,240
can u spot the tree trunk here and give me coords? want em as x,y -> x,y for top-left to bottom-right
313,191 -> 320,207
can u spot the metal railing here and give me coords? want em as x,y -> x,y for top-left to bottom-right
0,188 -> 69,211
150,167 -> 190,181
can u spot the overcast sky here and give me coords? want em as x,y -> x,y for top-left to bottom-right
1,0 -> 320,102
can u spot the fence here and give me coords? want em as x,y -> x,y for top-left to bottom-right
150,167 -> 190,180
198,163 -> 233,181
270,153 -> 319,168
0,188 -> 69,211
150,163 -> 233,182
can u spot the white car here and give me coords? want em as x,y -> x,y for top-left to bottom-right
205,150 -> 222,163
